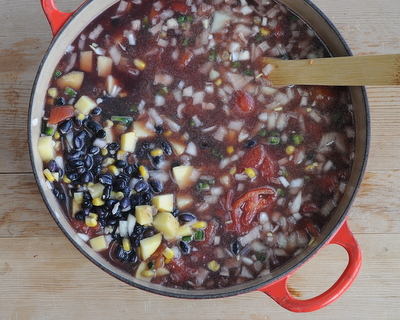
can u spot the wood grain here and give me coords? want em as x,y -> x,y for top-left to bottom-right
2,0 -> 400,318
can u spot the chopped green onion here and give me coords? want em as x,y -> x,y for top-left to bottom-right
243,69 -> 253,76
111,116 -> 133,126
188,119 -> 195,127
258,128 -> 268,137
147,261 -> 154,270
254,33 -> 264,42
156,86 -> 169,96
41,121 -> 55,136
289,15 -> 298,22
197,181 -> 210,190
209,48 -> 217,61
277,188 -> 286,196
231,61 -> 241,68
210,147 -> 224,159
292,134 -> 304,145
130,105 -> 138,113
53,69 -> 62,79
194,229 -> 204,241
182,37 -> 193,47
182,235 -> 192,242
269,137 -> 280,145
255,252 -> 267,262
64,87 -> 77,97
177,15 -> 186,24
142,16 -> 150,29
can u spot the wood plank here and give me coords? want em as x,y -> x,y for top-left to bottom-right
0,234 -> 398,319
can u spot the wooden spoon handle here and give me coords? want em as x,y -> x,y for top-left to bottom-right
262,54 -> 400,86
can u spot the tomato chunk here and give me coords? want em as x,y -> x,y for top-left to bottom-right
170,1 -> 190,14
228,187 -> 277,235
48,105 -> 75,125
237,145 -> 279,179
234,90 -> 256,114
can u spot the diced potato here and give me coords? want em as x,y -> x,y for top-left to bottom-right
134,261 -> 153,282
169,139 -> 186,155
120,131 -> 137,152
89,235 -> 108,252
152,194 -> 174,212
80,51 -> 93,72
162,247 -> 174,260
37,136 -> 55,162
177,224 -> 193,237
88,183 -> 105,199
97,56 -> 113,77
140,233 -> 162,260
73,192 -> 84,204
72,200 -> 81,216
135,205 -> 154,225
74,95 -> 97,115
133,121 -> 156,138
176,194 -> 193,210
156,267 -> 170,277
153,212 -> 180,238
56,71 -> 84,90
172,165 -> 195,189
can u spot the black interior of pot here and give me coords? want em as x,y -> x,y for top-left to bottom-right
29,0 -> 369,299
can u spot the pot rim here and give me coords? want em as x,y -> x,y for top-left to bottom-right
28,0 -> 370,300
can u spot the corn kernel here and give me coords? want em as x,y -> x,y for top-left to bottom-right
102,157 -> 115,167
134,59 -> 147,70
286,145 -> 295,156
108,165 -> 119,176
229,166 -> 237,175
54,141 -> 61,152
260,27 -> 271,36
117,150 -> 128,161
208,260 -> 220,272
115,192 -> 125,201
122,238 -> 131,252
191,221 -> 207,229
76,111 -> 86,121
214,78 -> 223,86
305,163 -> 318,171
164,130 -> 172,137
141,270 -> 155,278
103,120 -> 114,128
92,198 -> 105,206
85,213 -> 98,227
63,175 -> 72,184
150,148 -> 163,157
43,169 -> 55,182
139,165 -> 149,180
53,131 -> 60,140
226,146 -> 234,154
162,247 -> 174,260
47,87 -> 58,99
244,167 -> 257,179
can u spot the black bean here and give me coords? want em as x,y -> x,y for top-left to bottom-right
92,165 -> 102,176
86,120 -> 102,133
115,160 -> 128,169
73,118 -> 83,128
108,142 -> 120,151
121,186 -> 131,197
178,212 -> 196,223
111,16 -> 123,26
149,180 -> 163,193
58,119 -> 73,134
155,125 -> 164,135
66,172 -> 79,181
107,217 -> 119,226
114,244 -> 125,260
74,211 -> 85,221
130,194 -> 142,207
134,223 -> 144,234
80,170 -> 94,184
171,208 -> 180,217
143,228 -> 155,238
83,192 -> 92,201
106,199 -> 119,210
67,150 -> 84,161
98,173 -> 113,186
81,199 -> 93,210
124,165 -> 134,176
231,239 -> 241,255
96,129 -> 106,139
95,206 -> 108,218
76,166 -> 86,175
141,141 -> 150,149
102,186 -> 112,201
113,179 -> 127,191
93,154 -> 103,164
161,141 -> 173,156
68,159 -> 84,168
54,97 -> 66,106
53,188 -> 65,200
245,139 -> 257,148
91,107 -> 102,115
89,146 -> 101,155
128,251 -> 138,263
120,197 -> 131,210
74,131 -> 87,150
134,180 -> 149,193
47,159 -> 58,172
152,155 -> 163,167
118,173 -> 131,183
131,237 -> 141,248
141,192 -> 152,204
84,155 -> 93,170
179,241 -> 191,254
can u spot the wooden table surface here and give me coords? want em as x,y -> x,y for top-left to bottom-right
2,0 -> 400,319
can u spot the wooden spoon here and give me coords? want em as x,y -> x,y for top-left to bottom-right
261,54 -> 400,86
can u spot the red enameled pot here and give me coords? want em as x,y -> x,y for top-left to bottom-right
29,0 -> 369,312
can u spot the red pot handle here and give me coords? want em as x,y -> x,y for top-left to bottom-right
258,220 -> 361,312
41,0 -> 85,36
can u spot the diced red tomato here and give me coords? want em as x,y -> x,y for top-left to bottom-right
233,90 -> 256,114
320,172 -> 340,194
237,145 -> 279,179
70,219 -> 101,238
170,1 -> 190,14
178,50 -> 193,68
168,258 -> 197,282
228,187 -> 277,235
48,105 -> 75,125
